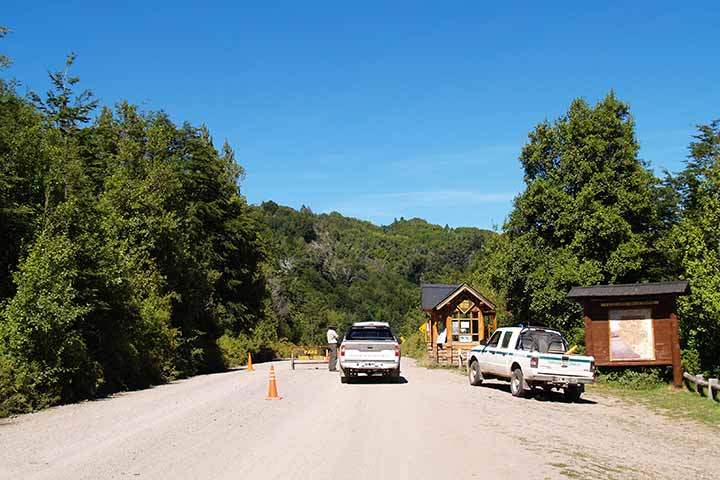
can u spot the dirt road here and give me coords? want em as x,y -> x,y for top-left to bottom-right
1,359 -> 718,480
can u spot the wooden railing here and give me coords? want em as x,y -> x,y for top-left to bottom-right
683,372 -> 720,402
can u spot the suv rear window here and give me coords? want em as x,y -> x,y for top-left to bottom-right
346,327 -> 394,341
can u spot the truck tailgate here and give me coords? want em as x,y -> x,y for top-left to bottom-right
344,341 -> 397,361
537,354 -> 594,377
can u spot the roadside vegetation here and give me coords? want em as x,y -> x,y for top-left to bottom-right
1,29 -> 719,416
591,370 -> 720,427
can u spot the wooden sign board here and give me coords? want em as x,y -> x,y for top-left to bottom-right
567,282 -> 689,388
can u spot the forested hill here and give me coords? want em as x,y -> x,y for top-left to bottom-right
252,202 -> 497,344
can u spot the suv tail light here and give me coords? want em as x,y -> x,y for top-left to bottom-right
530,356 -> 539,368
394,345 -> 400,357
340,345 -> 346,357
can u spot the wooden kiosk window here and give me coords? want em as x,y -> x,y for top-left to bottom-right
451,302 -> 480,343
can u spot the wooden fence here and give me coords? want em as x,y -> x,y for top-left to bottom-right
683,372 -> 720,402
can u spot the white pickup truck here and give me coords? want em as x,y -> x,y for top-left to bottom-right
339,322 -> 400,383
466,326 -> 595,401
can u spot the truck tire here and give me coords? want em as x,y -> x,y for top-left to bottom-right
563,385 -> 582,402
468,360 -> 483,386
510,368 -> 526,397
340,369 -> 350,384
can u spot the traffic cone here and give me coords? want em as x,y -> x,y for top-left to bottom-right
247,352 -> 254,372
266,365 -> 282,400
325,349 -> 329,361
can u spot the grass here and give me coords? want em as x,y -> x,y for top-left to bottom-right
589,381 -> 720,427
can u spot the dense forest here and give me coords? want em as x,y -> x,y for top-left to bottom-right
1,36 -> 719,415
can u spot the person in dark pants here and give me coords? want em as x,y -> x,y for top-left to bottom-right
327,325 -> 339,371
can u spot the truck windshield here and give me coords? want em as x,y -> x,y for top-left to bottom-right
346,327 -> 394,341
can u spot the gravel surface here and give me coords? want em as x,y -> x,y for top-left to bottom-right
1,359 -> 718,480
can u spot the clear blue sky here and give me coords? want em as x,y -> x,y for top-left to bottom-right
3,2 -> 719,229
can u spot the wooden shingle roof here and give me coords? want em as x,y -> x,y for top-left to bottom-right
567,281 -> 689,299
421,283 -> 496,311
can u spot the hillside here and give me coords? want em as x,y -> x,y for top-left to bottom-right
252,201 -> 497,343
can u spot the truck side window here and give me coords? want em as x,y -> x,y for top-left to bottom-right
500,332 -> 512,349
486,331 -> 502,348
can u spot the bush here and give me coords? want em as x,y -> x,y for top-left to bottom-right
218,331 -> 296,368
681,347 -> 701,376
0,355 -> 59,417
401,330 -> 428,360
599,367 -> 669,390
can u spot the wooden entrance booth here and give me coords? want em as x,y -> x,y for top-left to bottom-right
567,281 -> 689,387
421,284 -> 497,365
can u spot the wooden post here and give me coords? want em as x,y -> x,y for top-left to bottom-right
670,313 -> 682,388
446,315 -> 452,346
708,378 -> 718,402
291,350 -> 295,370
695,374 -> 704,395
479,310 -> 485,341
583,312 -> 593,358
431,311 -> 438,364
492,315 -> 497,333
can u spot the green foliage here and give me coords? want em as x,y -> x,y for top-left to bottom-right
496,92 -> 673,334
667,120 -> 720,375
598,368 -> 669,390
0,57 -> 266,414
400,330 -> 428,360
0,27 -> 11,69
255,203 -> 496,344
1,231 -> 97,402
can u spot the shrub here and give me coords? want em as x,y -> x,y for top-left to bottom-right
401,330 -> 428,360
599,367 -> 669,390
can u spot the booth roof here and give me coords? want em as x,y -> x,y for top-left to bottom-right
567,281 -> 689,299
421,284 -> 461,310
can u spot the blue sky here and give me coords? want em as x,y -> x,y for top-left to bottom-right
3,2 -> 719,229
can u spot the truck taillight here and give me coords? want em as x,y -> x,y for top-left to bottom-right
530,356 -> 538,368
394,345 -> 400,357
590,360 -> 595,372
340,345 -> 345,357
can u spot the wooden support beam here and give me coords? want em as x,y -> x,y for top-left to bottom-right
431,311 -> 438,364
670,313 -> 682,388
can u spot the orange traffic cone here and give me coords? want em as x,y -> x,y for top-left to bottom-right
266,366 -> 282,400
247,353 -> 254,372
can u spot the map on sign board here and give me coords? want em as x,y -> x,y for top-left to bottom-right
609,308 -> 655,361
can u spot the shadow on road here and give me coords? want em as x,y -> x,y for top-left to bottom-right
475,381 -> 597,404
344,376 -> 408,385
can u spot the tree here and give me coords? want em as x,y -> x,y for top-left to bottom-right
0,27 -> 11,69
498,92 -> 673,335
668,120 -> 720,374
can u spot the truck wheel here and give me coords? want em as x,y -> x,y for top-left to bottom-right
510,368 -> 526,397
563,386 -> 582,402
468,360 -> 483,386
340,370 -> 350,384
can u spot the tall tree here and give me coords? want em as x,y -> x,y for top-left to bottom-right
498,92 -> 673,336
668,120 -> 720,374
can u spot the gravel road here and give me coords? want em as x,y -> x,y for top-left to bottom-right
1,359 -> 718,480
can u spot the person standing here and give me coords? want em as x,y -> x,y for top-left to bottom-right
327,325 -> 339,371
